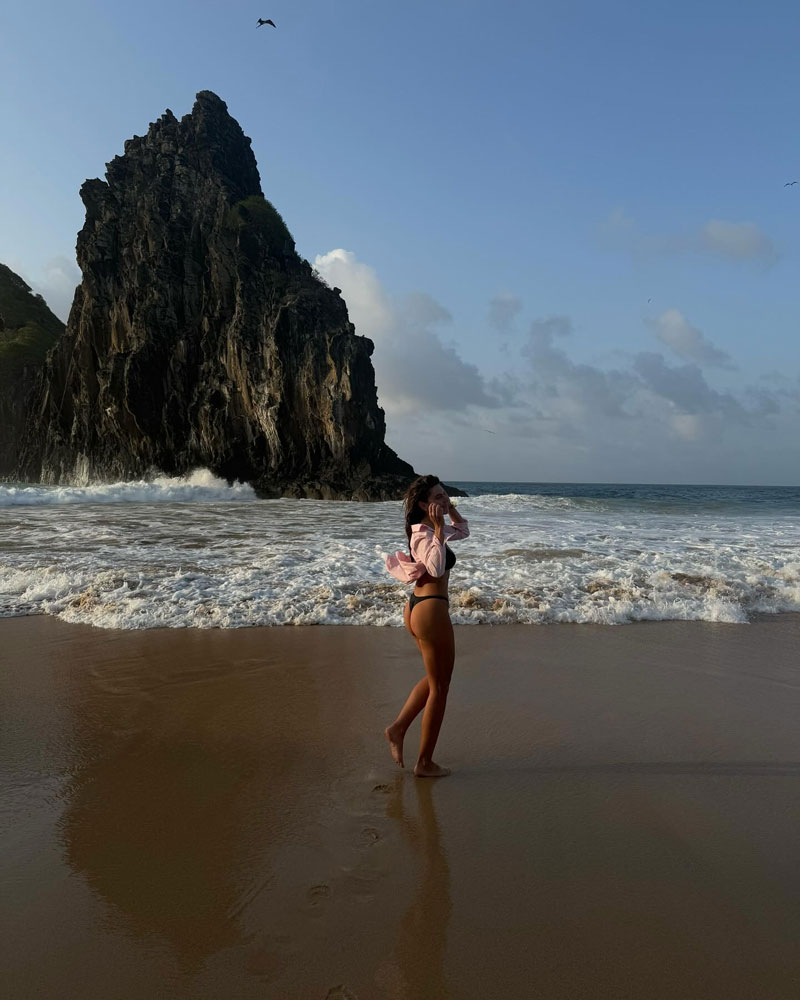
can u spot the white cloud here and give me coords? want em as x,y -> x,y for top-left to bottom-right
313,249 -> 392,339
522,316 -> 638,420
27,255 -> 80,323
601,209 -> 777,265
314,248 -> 496,415
700,220 -> 776,262
632,351 -> 742,417
650,309 -> 734,368
485,314 -> 791,461
313,248 -> 797,483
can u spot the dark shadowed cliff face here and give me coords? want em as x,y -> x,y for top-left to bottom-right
16,91 -> 416,498
0,264 -> 65,476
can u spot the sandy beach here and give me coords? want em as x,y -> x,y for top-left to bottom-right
2,613 -> 800,999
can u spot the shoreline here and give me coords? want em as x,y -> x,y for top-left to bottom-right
2,606 -> 799,630
3,612 -> 800,998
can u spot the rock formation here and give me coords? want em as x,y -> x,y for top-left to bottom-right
0,264 -> 64,475
13,91 -> 426,499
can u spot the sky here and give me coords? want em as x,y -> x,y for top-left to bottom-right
2,0 -> 799,485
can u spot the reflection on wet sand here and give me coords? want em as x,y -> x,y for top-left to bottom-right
377,775 -> 452,999
6,614 -> 800,998
59,633 -> 328,974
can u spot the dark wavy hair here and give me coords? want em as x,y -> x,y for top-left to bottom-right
402,474 -> 441,546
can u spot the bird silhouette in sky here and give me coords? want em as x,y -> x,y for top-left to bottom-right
257,18 -> 276,28
785,180 -> 798,186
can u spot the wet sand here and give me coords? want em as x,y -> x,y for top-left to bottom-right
2,613 -> 800,999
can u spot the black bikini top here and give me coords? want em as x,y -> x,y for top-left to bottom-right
445,544 -> 456,571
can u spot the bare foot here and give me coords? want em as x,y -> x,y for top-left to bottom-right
384,724 -> 405,768
413,761 -> 451,778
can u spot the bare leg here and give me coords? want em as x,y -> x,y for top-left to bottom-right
385,600 -> 428,769
385,677 -> 429,768
414,607 -> 455,778
386,599 -> 454,775
415,678 -> 451,778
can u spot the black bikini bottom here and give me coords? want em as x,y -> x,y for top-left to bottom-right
409,593 -> 449,612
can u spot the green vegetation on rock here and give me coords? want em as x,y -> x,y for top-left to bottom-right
227,195 -> 294,249
0,264 -> 65,384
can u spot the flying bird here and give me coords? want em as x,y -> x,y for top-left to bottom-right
785,180 -> 798,186
257,18 -> 276,28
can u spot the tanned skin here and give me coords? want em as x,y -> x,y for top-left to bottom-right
385,482 -> 467,777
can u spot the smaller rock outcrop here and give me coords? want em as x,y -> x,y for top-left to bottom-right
0,264 -> 65,475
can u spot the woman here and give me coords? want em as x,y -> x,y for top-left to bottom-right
384,475 -> 470,777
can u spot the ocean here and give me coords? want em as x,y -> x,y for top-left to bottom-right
1,471 -> 798,629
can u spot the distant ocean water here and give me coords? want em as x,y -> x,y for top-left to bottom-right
1,471 -> 798,629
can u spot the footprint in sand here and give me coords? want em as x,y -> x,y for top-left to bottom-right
325,988 -> 358,1000
372,783 -> 391,793
307,883 -> 332,905
362,826 -> 381,843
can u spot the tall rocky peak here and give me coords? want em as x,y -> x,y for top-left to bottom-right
14,91 -> 417,498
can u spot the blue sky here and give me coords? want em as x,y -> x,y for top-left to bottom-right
2,0 -> 799,484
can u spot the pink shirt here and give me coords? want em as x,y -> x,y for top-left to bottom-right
385,520 -> 470,582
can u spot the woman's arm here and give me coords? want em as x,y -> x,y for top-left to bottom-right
446,499 -> 469,539
448,502 -> 465,524
430,502 -> 446,542
410,504 -> 448,577
410,531 -> 447,577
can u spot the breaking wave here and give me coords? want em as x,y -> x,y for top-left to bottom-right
1,479 -> 798,628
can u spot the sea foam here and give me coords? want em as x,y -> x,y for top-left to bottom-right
1,478 -> 798,629
0,469 -> 256,507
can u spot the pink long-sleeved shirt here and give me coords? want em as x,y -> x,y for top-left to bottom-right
385,519 -> 470,583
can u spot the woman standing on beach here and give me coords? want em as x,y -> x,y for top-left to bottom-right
384,475 -> 470,777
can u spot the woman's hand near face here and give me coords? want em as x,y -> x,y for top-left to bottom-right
428,502 -> 445,538
428,502 -> 444,525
